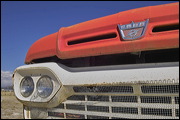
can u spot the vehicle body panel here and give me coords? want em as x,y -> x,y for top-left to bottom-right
25,2 -> 179,64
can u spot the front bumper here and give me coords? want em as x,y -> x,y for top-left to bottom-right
13,62 -> 179,119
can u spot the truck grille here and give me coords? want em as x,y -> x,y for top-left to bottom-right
47,84 -> 179,119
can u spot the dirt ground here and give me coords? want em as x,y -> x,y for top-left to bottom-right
1,91 -> 23,119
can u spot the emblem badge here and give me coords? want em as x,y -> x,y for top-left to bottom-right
118,19 -> 149,40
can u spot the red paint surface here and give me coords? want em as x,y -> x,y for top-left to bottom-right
25,2 -> 179,64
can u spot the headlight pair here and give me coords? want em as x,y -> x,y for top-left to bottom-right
20,76 -> 53,98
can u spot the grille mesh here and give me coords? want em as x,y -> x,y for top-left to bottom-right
112,107 -> 138,114
176,109 -> 179,117
47,84 -> 179,119
73,86 -> 133,93
87,95 -> 109,102
87,105 -> 109,112
112,96 -> 137,102
67,95 -> 85,101
140,96 -> 171,103
141,108 -> 172,116
141,85 -> 179,93
66,104 -> 85,111
175,97 -> 179,104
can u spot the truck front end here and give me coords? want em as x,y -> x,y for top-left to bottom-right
13,2 -> 179,119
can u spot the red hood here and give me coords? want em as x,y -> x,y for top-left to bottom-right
25,2 -> 179,64
25,32 -> 58,63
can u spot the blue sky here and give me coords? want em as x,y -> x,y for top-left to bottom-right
1,1 -> 177,72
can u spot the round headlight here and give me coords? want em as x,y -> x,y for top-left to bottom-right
37,76 -> 53,98
20,76 -> 34,97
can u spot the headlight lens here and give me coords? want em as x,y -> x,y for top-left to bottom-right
37,76 -> 53,98
20,76 -> 34,97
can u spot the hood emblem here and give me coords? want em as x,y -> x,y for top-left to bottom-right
118,19 -> 149,40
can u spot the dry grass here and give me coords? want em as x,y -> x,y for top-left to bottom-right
1,91 -> 23,119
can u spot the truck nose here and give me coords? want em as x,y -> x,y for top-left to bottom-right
25,32 -> 58,64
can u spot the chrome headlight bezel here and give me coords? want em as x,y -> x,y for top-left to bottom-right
37,75 -> 53,98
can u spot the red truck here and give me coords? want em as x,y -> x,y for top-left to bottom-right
13,2 -> 179,119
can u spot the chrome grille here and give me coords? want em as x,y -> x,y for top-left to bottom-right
47,84 -> 179,119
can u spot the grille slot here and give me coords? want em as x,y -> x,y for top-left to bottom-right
48,112 -> 64,118
87,115 -> 109,119
87,95 -> 109,102
54,103 -> 64,109
141,108 -> 172,116
175,97 -> 179,104
66,104 -> 85,111
112,96 -> 137,102
73,86 -> 133,93
152,23 -> 179,32
176,109 -> 179,117
55,103 -> 64,109
140,96 -> 171,104
112,117 -> 129,119
141,85 -> 179,93
112,107 -> 138,114
67,95 -> 85,101
87,105 -> 109,112
66,113 -> 85,119
68,33 -> 117,45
